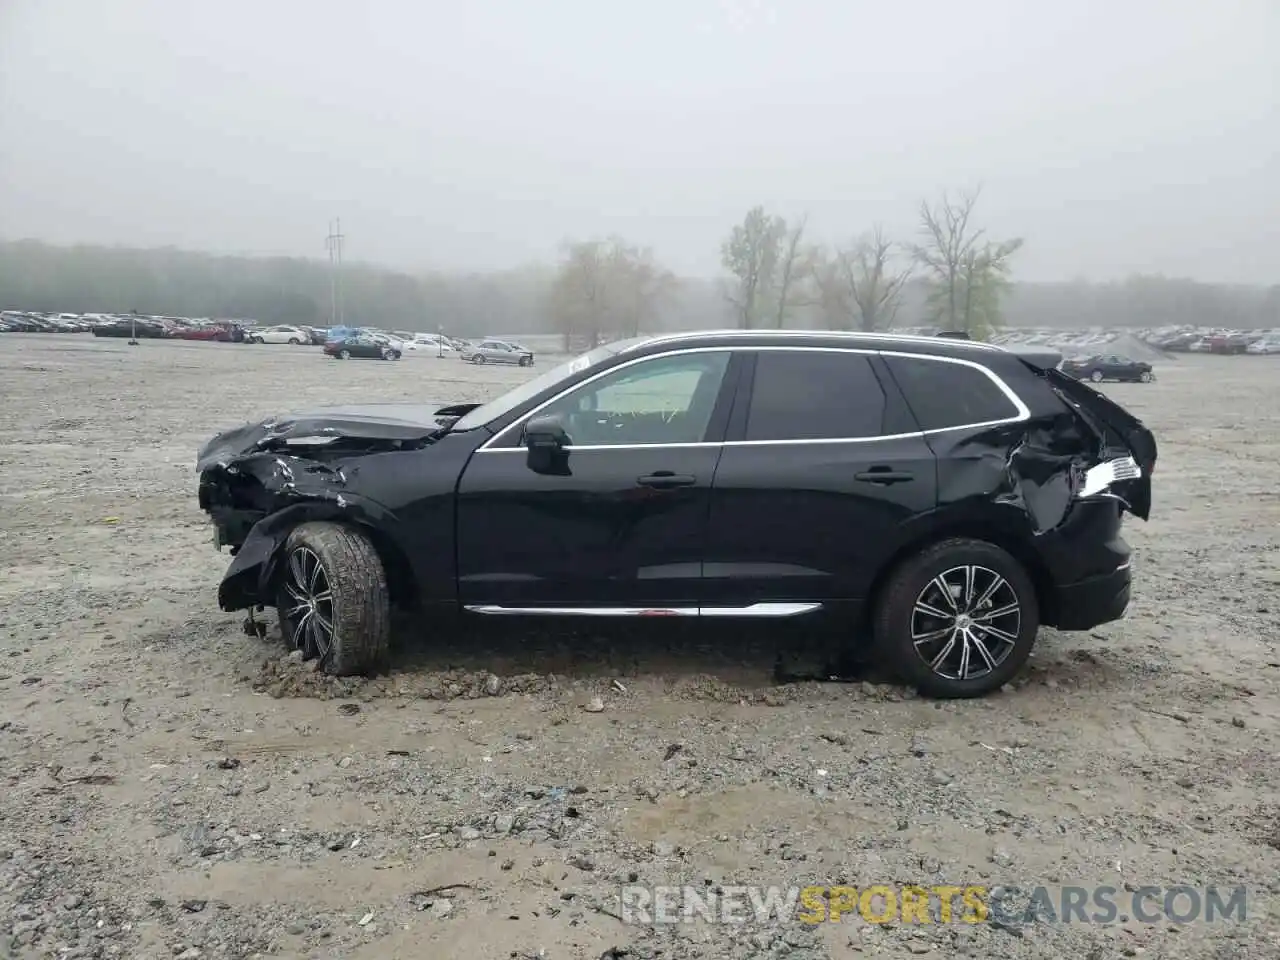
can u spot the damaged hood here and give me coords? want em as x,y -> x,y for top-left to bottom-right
196,402 -> 479,472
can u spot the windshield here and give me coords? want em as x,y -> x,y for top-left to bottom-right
451,337 -> 648,431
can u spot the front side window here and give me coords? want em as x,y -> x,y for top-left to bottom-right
744,351 -> 886,441
529,351 -> 732,446
883,355 -> 1020,431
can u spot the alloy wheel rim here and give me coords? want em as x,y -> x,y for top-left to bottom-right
283,547 -> 335,663
910,565 -> 1021,682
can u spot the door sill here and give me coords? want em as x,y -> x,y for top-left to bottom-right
463,602 -> 822,618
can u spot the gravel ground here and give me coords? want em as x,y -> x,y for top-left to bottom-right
1,335 -> 1278,960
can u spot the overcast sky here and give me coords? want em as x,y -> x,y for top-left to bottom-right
1,0 -> 1276,282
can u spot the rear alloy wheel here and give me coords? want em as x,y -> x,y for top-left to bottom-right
873,538 -> 1039,698
339,349 -> 351,360
473,355 -> 486,364
288,337 -> 301,345
275,522 -> 389,676
1139,370 -> 1152,383
1090,370 -> 1104,383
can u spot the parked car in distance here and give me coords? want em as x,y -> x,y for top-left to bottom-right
249,324 -> 311,344
461,338 -> 535,366
409,334 -> 457,354
1060,354 -> 1154,383
196,329 -> 1156,698
1246,336 -> 1280,355
323,333 -> 402,360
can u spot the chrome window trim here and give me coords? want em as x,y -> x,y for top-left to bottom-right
476,344 -> 1028,453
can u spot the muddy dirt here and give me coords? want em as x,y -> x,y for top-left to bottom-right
1,335 -> 1278,959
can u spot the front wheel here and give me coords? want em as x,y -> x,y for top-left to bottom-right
519,356 -> 533,367
873,538 -> 1040,698
275,522 -> 390,676
381,348 -> 394,360
339,349 -> 351,360
1139,370 -> 1152,382
1089,370 -> 1104,383
288,337 -> 301,345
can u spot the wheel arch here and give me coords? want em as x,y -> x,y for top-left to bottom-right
220,501 -> 420,611
864,521 -> 1057,633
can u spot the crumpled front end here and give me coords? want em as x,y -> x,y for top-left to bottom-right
196,403 -> 473,610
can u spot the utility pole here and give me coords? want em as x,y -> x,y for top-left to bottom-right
325,218 -> 345,326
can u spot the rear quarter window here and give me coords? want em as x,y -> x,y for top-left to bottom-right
883,355 -> 1021,431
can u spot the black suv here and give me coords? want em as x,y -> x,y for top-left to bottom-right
196,330 -> 1157,697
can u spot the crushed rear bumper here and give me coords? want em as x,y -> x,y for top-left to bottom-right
1051,561 -> 1132,631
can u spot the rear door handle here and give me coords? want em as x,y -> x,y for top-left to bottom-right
637,472 -> 696,489
854,468 -> 914,485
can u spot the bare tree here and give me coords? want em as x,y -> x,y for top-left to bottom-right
910,187 -> 1022,337
720,206 -> 785,329
771,214 -> 818,328
549,237 -> 676,349
610,241 -> 678,339
814,225 -> 912,331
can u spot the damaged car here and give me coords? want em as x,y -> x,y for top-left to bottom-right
196,330 -> 1156,698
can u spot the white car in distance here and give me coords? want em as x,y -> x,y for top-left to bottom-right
249,325 -> 310,345
407,334 -> 456,355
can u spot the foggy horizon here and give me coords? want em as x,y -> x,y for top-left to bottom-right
1,0 -> 1276,284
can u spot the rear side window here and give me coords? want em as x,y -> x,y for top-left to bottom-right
883,355 -> 1020,431
745,351 -> 885,441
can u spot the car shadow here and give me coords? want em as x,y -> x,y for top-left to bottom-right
386,611 -> 885,686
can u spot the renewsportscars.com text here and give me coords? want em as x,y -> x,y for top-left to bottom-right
618,884 -> 1248,926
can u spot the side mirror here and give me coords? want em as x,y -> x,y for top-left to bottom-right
524,414 -> 570,475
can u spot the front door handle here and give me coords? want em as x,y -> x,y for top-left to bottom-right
854,468 -> 914,485
637,472 -> 696,489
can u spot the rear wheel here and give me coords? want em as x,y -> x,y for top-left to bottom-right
275,522 -> 389,676
1089,370 -> 1104,383
519,355 -> 533,367
339,349 -> 351,360
473,355 -> 486,364
873,538 -> 1039,698
288,337 -> 301,345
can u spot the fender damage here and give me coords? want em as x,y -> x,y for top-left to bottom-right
196,403 -> 476,610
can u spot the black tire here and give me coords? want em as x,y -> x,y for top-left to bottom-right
873,538 -> 1040,698
1139,370 -> 1152,383
288,337 -> 301,345
381,347 -> 393,360
519,355 -> 533,367
1089,370 -> 1104,383
339,349 -> 351,360
274,522 -> 390,676
473,354 -> 486,364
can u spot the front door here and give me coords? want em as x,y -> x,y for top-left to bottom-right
702,348 -> 938,610
456,350 -> 738,610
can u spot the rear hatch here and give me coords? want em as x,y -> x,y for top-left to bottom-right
1042,367 -> 1157,520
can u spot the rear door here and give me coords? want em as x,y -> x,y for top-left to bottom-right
701,347 -> 937,610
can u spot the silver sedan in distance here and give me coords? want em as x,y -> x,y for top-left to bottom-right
462,339 -> 535,366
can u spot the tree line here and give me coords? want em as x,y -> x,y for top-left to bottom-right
2,209 -> 1276,342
